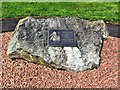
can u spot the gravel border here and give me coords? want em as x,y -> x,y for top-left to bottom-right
0,32 -> 119,89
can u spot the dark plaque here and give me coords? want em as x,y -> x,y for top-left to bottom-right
48,30 -> 76,47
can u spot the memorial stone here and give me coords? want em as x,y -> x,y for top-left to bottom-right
7,17 -> 109,71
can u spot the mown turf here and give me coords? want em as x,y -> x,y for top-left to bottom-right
2,2 -> 119,22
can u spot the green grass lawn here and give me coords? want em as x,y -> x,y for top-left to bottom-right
2,2 -> 119,23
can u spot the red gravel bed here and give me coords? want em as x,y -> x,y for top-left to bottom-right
0,32 -> 119,88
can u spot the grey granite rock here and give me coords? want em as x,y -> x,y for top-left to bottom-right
7,17 -> 109,71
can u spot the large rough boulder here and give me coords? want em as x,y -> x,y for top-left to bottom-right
7,17 -> 109,71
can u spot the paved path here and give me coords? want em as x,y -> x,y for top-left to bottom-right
0,18 -> 120,38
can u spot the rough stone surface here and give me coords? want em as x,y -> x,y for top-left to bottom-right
7,17 -> 109,71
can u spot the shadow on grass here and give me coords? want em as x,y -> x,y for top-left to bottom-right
1,18 -> 120,38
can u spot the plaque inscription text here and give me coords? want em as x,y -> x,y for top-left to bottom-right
48,30 -> 76,47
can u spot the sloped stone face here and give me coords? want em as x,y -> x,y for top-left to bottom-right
7,17 -> 109,71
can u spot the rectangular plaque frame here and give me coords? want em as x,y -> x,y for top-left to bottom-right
48,30 -> 76,47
